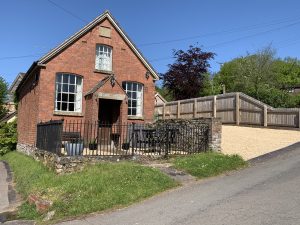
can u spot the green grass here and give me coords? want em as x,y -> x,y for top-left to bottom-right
0,152 -> 177,223
172,152 -> 247,179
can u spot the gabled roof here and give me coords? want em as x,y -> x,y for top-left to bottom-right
9,72 -> 25,93
84,75 -> 127,97
85,76 -> 111,96
0,111 -> 17,124
38,10 -> 159,80
155,92 -> 167,103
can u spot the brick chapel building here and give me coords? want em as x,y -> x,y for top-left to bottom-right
16,10 -> 159,147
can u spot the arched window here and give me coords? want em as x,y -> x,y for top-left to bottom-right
95,45 -> 112,71
122,82 -> 143,117
55,73 -> 83,112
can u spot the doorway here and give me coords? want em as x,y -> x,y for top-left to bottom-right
98,99 -> 121,145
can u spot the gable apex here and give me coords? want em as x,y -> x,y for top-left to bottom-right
38,10 -> 159,80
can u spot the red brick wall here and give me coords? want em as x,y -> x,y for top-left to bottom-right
17,18 -> 156,145
17,72 -> 40,145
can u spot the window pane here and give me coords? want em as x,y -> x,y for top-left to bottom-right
56,93 -> 61,101
76,77 -> 82,85
138,84 -> 142,92
62,83 -> 68,92
69,103 -> 74,111
69,75 -> 75,84
69,94 -> 75,103
56,102 -> 61,110
63,74 -> 69,83
133,83 -> 137,91
132,92 -> 136,99
56,74 -> 62,83
127,82 -> 132,90
69,85 -> 75,93
132,108 -> 136,115
62,93 -> 68,102
132,100 -> 137,107
62,102 -> 68,111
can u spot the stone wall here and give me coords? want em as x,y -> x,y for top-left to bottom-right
17,143 -> 137,174
17,117 -> 222,174
154,118 -> 222,152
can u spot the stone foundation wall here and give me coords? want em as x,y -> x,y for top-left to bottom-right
17,117 -> 221,174
155,118 -> 222,152
17,143 -> 154,174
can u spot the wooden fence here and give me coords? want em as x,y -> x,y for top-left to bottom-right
154,92 -> 300,129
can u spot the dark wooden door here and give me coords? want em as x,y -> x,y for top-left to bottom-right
98,99 -> 121,145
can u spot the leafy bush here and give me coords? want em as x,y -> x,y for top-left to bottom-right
0,121 -> 17,155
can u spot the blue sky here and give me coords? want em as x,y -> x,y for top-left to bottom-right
1,0 -> 300,85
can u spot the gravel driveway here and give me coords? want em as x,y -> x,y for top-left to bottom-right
221,125 -> 300,160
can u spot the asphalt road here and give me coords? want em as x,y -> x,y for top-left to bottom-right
0,161 -> 9,213
58,144 -> 300,225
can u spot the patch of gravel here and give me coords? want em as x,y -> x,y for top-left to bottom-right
221,125 -> 300,160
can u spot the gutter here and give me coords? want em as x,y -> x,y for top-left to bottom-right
15,61 -> 40,94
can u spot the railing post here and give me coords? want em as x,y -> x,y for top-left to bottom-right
163,104 -> 166,119
165,123 -> 169,157
177,101 -> 180,119
131,123 -> 135,156
193,99 -> 197,118
235,93 -> 240,125
213,95 -> 217,118
263,105 -> 268,127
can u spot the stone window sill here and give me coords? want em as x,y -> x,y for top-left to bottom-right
128,116 -> 144,120
94,69 -> 113,75
53,111 -> 84,117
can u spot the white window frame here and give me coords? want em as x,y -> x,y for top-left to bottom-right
122,82 -> 143,117
95,45 -> 112,71
55,73 -> 83,113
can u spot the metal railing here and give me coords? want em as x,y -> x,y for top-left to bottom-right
36,120 -> 209,157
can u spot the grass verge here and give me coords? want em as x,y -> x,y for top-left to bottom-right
0,152 -> 177,223
172,152 -> 247,179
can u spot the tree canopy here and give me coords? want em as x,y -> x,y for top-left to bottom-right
0,76 -> 8,119
213,47 -> 300,108
162,46 -> 215,100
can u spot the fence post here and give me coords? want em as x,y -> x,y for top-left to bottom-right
213,95 -> 217,118
193,99 -> 197,118
263,105 -> 268,127
131,123 -> 135,156
165,123 -> 169,157
235,93 -> 240,125
163,104 -> 166,119
177,101 -> 180,119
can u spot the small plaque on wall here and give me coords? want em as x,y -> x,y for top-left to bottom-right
99,26 -> 111,38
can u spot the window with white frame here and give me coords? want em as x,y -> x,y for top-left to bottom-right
122,82 -> 143,117
95,45 -> 112,71
55,73 -> 82,112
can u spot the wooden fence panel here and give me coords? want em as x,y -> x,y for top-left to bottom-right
154,92 -> 300,129
267,109 -> 299,127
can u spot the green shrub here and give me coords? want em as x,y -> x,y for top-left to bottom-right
0,121 -> 17,155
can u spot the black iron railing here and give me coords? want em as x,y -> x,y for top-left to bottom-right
36,120 -> 209,157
